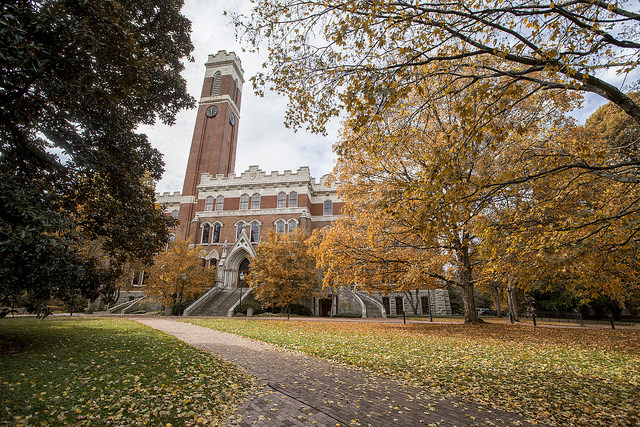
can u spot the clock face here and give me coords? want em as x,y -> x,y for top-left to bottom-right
205,105 -> 218,118
229,111 -> 236,126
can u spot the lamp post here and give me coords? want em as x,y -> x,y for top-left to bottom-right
427,288 -> 433,322
178,272 -> 186,316
238,271 -> 245,312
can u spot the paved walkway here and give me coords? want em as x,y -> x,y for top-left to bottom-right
136,318 -> 540,427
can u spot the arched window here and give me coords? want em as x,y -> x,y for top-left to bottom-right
289,191 -> 298,207
211,71 -> 221,96
251,193 -> 261,209
323,200 -> 333,216
212,223 -> 221,243
171,209 -> 179,219
288,219 -> 297,232
233,78 -> 238,103
205,196 -> 214,211
240,194 -> 249,210
215,195 -> 224,211
276,220 -> 285,234
169,233 -> 176,243
236,222 -> 244,239
201,223 -> 211,244
277,192 -> 286,208
250,222 -> 260,242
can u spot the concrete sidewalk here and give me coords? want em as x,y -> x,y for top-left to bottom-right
136,318 -> 540,427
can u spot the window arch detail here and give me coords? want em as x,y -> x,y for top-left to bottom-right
323,200 -> 333,216
171,209 -> 179,219
287,219 -> 298,232
251,193 -> 261,209
275,219 -> 286,234
240,194 -> 249,210
211,71 -> 222,96
277,192 -> 286,208
235,221 -> 245,240
250,221 -> 260,242
205,196 -> 214,211
201,223 -> 211,244
212,222 -> 222,243
215,195 -> 224,211
289,191 -> 298,207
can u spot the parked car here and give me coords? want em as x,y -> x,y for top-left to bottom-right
477,308 -> 493,316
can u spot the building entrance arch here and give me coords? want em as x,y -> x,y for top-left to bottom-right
238,258 -> 250,288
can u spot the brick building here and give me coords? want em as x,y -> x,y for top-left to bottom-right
123,50 -> 450,318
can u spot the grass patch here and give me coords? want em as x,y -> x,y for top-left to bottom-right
186,318 -> 640,426
0,317 -> 253,426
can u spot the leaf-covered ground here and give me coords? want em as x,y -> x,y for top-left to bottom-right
0,317 -> 253,426
187,319 -> 640,426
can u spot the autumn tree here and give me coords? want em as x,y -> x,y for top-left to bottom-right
237,0 -> 640,134
145,241 -> 213,314
0,0 -> 193,307
311,70 -> 569,323
477,114 -> 640,306
248,229 -> 320,312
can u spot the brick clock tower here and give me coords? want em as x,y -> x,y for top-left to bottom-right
176,51 -> 244,241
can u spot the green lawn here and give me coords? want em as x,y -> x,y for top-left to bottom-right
186,318 -> 640,426
0,317 -> 253,426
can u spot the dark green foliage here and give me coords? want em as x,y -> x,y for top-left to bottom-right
0,0 -> 194,307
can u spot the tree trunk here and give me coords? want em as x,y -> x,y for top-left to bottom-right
403,290 -> 419,315
457,239 -> 479,324
492,284 -> 502,318
506,277 -> 519,322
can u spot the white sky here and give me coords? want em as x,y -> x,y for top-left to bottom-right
143,0 -> 636,194
142,0 -> 339,194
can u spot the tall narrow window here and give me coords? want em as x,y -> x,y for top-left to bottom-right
211,71 -> 221,96
201,224 -> 211,244
212,223 -> 221,243
289,191 -> 298,207
171,209 -> 179,219
323,200 -> 333,216
251,222 -> 260,242
215,195 -> 224,211
233,78 -> 238,103
277,192 -> 286,208
240,194 -> 249,209
251,193 -> 261,209
288,219 -> 297,232
382,297 -> 390,315
395,297 -> 404,315
205,196 -> 214,211
236,222 -> 244,239
276,220 -> 285,234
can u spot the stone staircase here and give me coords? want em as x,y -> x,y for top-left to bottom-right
186,288 -> 245,316
357,292 -> 386,318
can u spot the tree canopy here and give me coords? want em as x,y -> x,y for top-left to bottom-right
238,0 -> 640,133
0,0 -> 194,307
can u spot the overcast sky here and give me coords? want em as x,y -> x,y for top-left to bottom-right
144,0 -> 635,194
141,0 -> 339,194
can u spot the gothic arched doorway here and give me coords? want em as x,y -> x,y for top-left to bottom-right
237,258 -> 250,288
